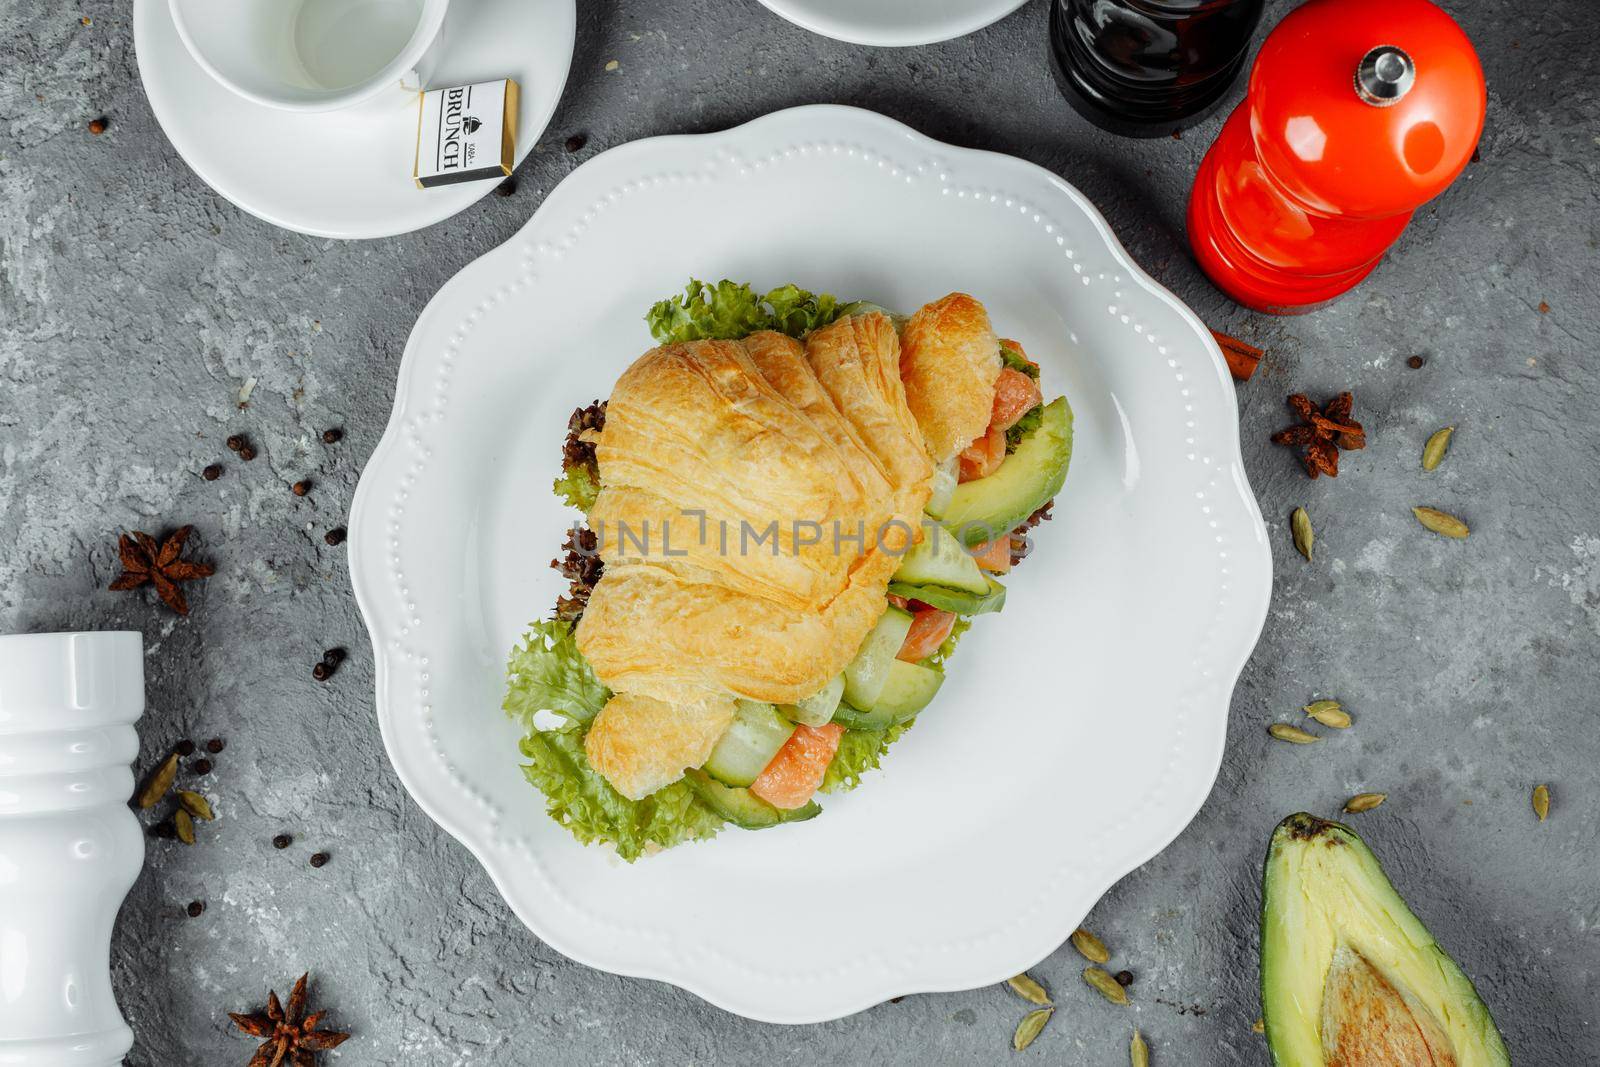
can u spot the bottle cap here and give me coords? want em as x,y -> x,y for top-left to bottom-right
1247,0 -> 1485,219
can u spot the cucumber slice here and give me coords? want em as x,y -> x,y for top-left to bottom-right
874,659 -> 944,720
944,396 -> 1073,546
892,522 -> 988,593
925,458 -> 959,519
842,606 -> 914,711
702,700 -> 795,787
780,674 -> 845,727
684,769 -> 820,829
832,661 -> 945,729
887,577 -> 1007,616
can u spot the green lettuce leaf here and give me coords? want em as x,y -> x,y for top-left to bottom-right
646,278 -> 845,344
1006,404 -> 1044,451
505,619 -> 724,860
503,620 -> 609,726
822,720 -> 914,794
1000,341 -> 1040,380
763,284 -> 839,337
519,728 -> 723,861
553,463 -> 599,513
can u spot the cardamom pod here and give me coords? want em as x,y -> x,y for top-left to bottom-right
135,752 -> 179,809
1131,1028 -> 1150,1067
1268,723 -> 1320,744
1013,1007 -> 1053,1051
1413,506 -> 1469,539
1071,927 -> 1110,964
1422,426 -> 1454,471
174,807 -> 196,845
1084,966 -> 1130,1005
1006,973 -> 1052,1006
1304,700 -> 1351,729
1343,792 -> 1387,813
1532,784 -> 1550,822
177,790 -> 215,821
1291,507 -> 1313,561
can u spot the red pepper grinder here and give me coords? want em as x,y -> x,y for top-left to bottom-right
1186,0 -> 1485,313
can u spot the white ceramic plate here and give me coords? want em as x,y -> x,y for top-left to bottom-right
133,0 -> 574,239
756,0 -> 1028,47
349,105 -> 1271,1023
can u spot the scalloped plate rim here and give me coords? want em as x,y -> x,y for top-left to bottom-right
349,103 -> 1272,1023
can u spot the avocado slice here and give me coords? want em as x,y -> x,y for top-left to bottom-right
942,396 -> 1073,547
684,769 -> 820,829
887,577 -> 1006,616
1261,813 -> 1510,1067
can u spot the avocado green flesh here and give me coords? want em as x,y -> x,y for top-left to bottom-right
684,769 -> 820,829
886,577 -> 1006,616
942,396 -> 1073,547
1261,814 -> 1510,1067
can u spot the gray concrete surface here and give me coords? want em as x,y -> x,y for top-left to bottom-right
2,0 -> 1596,1062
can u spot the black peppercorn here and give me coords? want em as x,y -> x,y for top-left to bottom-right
205,738 -> 225,754
151,820 -> 177,839
187,900 -> 205,918
324,527 -> 347,546
312,661 -> 330,681
88,117 -> 108,135
322,428 -> 343,444
192,758 -> 212,776
1114,970 -> 1134,987
202,463 -> 223,481
272,833 -> 292,850
175,738 -> 196,757
323,648 -> 346,666
309,851 -> 329,868
239,445 -> 257,461
226,434 -> 245,452
1407,355 -> 1425,369
291,479 -> 312,497
564,132 -> 587,153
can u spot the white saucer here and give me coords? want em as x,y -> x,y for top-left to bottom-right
757,0 -> 1027,47
133,0 -> 575,240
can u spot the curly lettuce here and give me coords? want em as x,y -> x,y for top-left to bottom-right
647,278 -> 844,344
504,620 -> 609,725
504,620 -> 724,861
553,463 -> 599,513
519,727 -> 723,861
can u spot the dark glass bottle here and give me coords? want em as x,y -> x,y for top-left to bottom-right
1049,0 -> 1264,137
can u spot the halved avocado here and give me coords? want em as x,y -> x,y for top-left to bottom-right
1261,813 -> 1510,1067
942,396 -> 1073,547
684,769 -> 820,829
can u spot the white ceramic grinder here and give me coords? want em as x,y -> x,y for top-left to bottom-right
0,633 -> 144,1066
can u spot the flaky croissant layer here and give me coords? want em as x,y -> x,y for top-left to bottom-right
575,298 -> 998,800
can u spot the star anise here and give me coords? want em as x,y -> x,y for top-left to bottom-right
229,973 -> 350,1067
1271,392 -> 1366,478
108,526 -> 214,615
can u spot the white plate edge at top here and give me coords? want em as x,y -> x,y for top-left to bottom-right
348,104 -> 1272,1022
755,0 -> 1030,47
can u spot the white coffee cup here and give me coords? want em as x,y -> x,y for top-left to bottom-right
169,0 -> 454,113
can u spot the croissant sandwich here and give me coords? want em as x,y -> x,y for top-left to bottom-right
504,280 -> 1073,859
